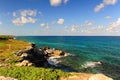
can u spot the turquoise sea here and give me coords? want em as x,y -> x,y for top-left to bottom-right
16,36 -> 120,80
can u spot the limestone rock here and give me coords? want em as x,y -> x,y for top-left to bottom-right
52,50 -> 62,55
59,73 -> 113,80
16,60 -> 33,66
0,76 -> 17,80
89,74 -> 113,80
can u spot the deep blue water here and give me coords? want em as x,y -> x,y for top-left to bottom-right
16,36 -> 120,80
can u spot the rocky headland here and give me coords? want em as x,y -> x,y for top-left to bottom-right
0,36 -> 113,80
15,43 -> 68,67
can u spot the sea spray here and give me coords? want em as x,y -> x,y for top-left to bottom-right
47,53 -> 75,67
47,56 -> 62,67
82,61 -> 102,68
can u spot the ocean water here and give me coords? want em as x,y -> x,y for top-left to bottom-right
16,36 -> 120,80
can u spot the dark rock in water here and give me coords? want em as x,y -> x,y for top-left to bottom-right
16,43 -> 49,67
44,46 -> 50,50
60,51 -> 65,56
16,43 -> 68,69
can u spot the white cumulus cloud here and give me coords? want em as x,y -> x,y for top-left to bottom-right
49,0 -> 69,6
94,0 -> 117,12
12,10 -> 37,26
57,18 -> 64,24
12,16 -> 37,26
50,0 -> 62,6
71,25 -> 77,32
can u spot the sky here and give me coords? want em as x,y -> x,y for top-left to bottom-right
0,0 -> 120,36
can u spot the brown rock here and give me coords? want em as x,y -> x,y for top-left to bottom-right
52,50 -> 62,55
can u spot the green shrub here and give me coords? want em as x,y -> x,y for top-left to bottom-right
0,66 -> 68,80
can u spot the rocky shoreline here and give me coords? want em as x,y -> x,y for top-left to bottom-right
0,37 -> 113,80
15,43 -> 69,68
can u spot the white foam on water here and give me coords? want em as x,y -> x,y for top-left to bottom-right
82,61 -> 102,68
47,51 -> 75,67
47,56 -> 62,67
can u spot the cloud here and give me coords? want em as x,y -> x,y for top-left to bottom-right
85,21 -> 94,26
12,16 -> 37,26
94,0 -> 117,12
104,16 -> 112,19
20,10 -> 37,17
103,0 -> 117,5
49,0 -> 69,6
106,18 -> 120,31
0,21 -> 2,25
71,25 -> 77,32
94,3 -> 105,12
50,0 -> 62,6
64,0 -> 69,4
57,18 -> 64,24
40,23 -> 49,29
12,10 -> 37,26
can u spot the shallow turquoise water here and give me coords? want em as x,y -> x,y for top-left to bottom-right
16,36 -> 120,80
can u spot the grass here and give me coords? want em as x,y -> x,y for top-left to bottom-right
0,66 -> 69,80
0,36 -> 69,80
0,38 -> 31,64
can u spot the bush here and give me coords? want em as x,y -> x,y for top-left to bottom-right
0,66 -> 68,80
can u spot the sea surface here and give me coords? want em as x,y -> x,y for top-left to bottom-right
16,36 -> 120,80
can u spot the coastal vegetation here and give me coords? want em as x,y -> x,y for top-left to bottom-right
0,66 -> 68,80
0,36 -> 113,80
0,36 -> 68,80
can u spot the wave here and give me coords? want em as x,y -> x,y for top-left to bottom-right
47,56 -> 62,67
47,52 -> 75,67
82,61 -> 102,68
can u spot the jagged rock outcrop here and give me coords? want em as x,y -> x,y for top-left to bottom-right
16,44 -> 68,67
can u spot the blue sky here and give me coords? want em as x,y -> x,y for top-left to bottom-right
0,0 -> 120,36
